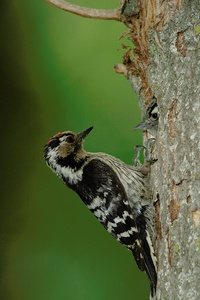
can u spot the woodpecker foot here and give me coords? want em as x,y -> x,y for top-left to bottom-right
133,145 -> 145,167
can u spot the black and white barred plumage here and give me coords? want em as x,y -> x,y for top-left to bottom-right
44,127 -> 157,295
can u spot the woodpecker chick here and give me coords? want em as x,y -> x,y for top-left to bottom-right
44,127 -> 157,295
134,100 -> 158,136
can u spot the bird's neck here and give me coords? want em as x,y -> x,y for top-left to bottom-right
56,150 -> 91,186
57,149 -> 90,170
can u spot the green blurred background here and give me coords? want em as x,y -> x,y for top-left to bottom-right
0,0 -> 149,299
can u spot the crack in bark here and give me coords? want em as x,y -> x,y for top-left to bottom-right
155,193 -> 162,240
169,182 -> 180,224
168,99 -> 178,138
176,31 -> 187,57
169,199 -> 180,223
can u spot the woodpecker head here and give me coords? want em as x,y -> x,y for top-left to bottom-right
44,126 -> 93,170
133,100 -> 158,136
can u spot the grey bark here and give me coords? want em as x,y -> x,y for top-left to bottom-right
120,1 -> 200,299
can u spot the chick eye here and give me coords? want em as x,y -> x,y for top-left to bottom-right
65,135 -> 74,143
151,113 -> 158,120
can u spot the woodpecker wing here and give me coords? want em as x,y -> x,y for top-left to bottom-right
72,157 -> 157,295
72,158 -> 137,246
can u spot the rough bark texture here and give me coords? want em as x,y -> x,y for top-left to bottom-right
121,0 -> 200,299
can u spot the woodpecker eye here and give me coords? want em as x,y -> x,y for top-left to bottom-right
65,135 -> 74,143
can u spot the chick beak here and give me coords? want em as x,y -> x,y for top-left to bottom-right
77,126 -> 93,142
133,120 -> 149,131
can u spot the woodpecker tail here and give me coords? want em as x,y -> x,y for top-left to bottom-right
131,233 -> 157,296
132,210 -> 157,297
141,234 -> 157,296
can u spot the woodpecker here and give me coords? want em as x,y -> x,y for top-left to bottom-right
44,127 -> 157,295
134,99 -> 158,136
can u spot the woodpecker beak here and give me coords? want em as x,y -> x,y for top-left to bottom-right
133,120 -> 149,131
77,126 -> 93,141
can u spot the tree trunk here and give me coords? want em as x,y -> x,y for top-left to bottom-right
120,1 -> 200,299
45,0 -> 200,298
